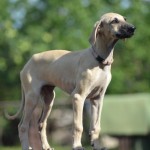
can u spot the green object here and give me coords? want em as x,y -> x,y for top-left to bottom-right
101,93 -> 150,135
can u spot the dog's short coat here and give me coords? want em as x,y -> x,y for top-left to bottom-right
6,12 -> 135,150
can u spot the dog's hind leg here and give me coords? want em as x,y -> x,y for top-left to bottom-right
18,91 -> 40,150
39,85 -> 55,150
29,106 -> 43,150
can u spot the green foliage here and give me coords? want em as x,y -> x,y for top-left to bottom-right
0,0 -> 150,100
1,119 -> 19,146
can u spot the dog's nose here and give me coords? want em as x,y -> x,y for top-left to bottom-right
128,25 -> 136,33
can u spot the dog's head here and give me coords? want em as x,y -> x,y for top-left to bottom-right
89,12 -> 136,45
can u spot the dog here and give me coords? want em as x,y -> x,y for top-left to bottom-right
5,12 -> 135,150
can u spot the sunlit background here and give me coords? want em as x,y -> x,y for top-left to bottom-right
0,0 -> 150,150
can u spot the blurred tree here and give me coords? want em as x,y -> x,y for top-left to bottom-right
0,0 -> 150,100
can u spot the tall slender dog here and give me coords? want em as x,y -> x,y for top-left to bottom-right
6,12 -> 135,150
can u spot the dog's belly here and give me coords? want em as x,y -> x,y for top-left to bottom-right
54,75 -> 76,94
46,65 -> 77,94
49,65 -> 111,97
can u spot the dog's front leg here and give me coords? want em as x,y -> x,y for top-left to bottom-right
89,94 -> 107,150
71,92 -> 86,150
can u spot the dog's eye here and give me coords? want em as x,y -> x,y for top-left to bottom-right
124,17 -> 127,21
111,18 -> 119,24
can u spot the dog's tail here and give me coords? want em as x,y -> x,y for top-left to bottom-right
4,87 -> 25,120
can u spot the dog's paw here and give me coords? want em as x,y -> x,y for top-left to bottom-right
42,143 -> 53,150
43,148 -> 54,150
73,147 -> 85,150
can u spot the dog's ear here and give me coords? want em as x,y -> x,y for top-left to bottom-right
89,21 -> 101,45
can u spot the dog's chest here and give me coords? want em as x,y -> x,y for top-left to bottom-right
87,67 -> 112,99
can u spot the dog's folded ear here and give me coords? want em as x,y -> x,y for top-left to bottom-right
89,21 -> 101,45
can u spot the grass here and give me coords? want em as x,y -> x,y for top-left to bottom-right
0,146 -> 91,150
0,146 -> 20,150
0,146 -> 68,150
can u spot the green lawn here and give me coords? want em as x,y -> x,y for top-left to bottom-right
0,146 -> 68,150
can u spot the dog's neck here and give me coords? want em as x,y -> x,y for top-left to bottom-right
92,35 -> 118,65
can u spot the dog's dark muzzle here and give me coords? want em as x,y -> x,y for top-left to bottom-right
116,24 -> 136,39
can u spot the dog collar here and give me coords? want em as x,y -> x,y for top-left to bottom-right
91,45 -> 105,64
